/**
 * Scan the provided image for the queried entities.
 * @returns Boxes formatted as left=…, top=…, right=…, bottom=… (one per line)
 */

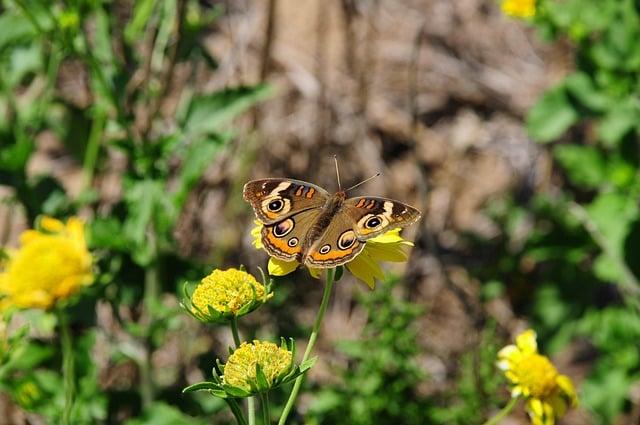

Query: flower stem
left=58, top=308, right=75, bottom=425
left=260, top=392, right=270, bottom=425
left=141, top=259, right=160, bottom=408
left=248, top=398, right=256, bottom=425
left=226, top=398, right=249, bottom=425
left=278, top=268, right=336, bottom=425
left=230, top=316, right=255, bottom=425
left=482, top=397, right=519, bottom=425
left=231, top=315, right=242, bottom=347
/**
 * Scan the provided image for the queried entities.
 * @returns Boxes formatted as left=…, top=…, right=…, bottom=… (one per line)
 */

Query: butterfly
left=243, top=171, right=421, bottom=268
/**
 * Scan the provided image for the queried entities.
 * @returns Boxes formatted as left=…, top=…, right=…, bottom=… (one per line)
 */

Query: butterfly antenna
left=334, top=155, right=342, bottom=191
left=344, top=172, right=381, bottom=193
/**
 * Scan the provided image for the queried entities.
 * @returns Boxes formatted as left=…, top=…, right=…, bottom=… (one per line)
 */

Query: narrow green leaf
left=182, top=382, right=219, bottom=393
left=181, top=84, right=273, bottom=137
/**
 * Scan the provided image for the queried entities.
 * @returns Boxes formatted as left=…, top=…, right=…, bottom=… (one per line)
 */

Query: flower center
left=514, top=353, right=559, bottom=398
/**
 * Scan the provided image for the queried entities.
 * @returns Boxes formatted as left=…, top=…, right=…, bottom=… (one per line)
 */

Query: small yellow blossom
left=498, top=329, right=578, bottom=425
left=0, top=216, right=93, bottom=310
left=185, top=268, right=272, bottom=323
left=252, top=223, right=413, bottom=288
left=14, top=380, right=41, bottom=409
left=501, top=0, right=536, bottom=18
left=223, top=340, right=293, bottom=393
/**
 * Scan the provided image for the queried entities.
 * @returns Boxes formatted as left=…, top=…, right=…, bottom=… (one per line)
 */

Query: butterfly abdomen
left=299, top=192, right=346, bottom=262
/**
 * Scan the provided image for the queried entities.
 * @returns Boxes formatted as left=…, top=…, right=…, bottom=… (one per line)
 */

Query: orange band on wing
left=295, top=186, right=304, bottom=197
left=305, top=187, right=315, bottom=198
left=355, top=198, right=366, bottom=208
left=262, top=229, right=300, bottom=258
left=308, top=248, right=356, bottom=262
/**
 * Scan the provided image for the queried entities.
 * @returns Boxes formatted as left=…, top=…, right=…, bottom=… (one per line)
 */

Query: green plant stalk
left=83, top=110, right=107, bottom=190
left=230, top=316, right=256, bottom=425
left=58, top=308, right=75, bottom=425
left=260, top=391, right=270, bottom=425
left=226, top=399, right=249, bottom=425
left=482, top=397, right=518, bottom=425
left=248, top=399, right=256, bottom=425
left=231, top=316, right=242, bottom=347
left=278, top=268, right=336, bottom=425
left=141, top=232, right=160, bottom=408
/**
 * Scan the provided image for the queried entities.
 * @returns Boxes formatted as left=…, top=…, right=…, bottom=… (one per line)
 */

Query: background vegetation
left=0, top=0, right=638, bottom=424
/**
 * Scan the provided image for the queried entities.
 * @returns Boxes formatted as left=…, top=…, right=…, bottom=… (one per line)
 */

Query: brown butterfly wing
left=304, top=213, right=365, bottom=268
left=305, top=197, right=420, bottom=268
left=342, top=196, right=421, bottom=240
left=243, top=178, right=329, bottom=225
left=261, top=208, right=322, bottom=262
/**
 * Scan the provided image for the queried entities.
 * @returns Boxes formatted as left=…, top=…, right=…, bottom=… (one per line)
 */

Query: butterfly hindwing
left=304, top=213, right=365, bottom=268
left=261, top=208, right=321, bottom=262
left=243, top=178, right=329, bottom=225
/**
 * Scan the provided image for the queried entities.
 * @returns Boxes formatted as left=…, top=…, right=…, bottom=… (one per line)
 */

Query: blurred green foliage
left=479, top=1, right=640, bottom=423
left=1, top=0, right=639, bottom=423
left=0, top=0, right=269, bottom=422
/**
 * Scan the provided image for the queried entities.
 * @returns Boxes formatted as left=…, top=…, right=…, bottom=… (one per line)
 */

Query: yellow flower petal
left=556, top=374, right=578, bottom=407
left=190, top=268, right=271, bottom=318
left=501, top=0, right=536, bottom=18
left=516, top=329, right=538, bottom=354
left=0, top=216, right=93, bottom=310
left=268, top=258, right=298, bottom=276
left=251, top=221, right=264, bottom=249
left=223, top=340, right=292, bottom=393
left=39, top=216, right=65, bottom=233
left=497, top=329, right=578, bottom=424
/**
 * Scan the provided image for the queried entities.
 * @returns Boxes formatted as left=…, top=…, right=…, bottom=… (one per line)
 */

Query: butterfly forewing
left=342, top=196, right=421, bottom=240
left=243, top=178, right=329, bottom=225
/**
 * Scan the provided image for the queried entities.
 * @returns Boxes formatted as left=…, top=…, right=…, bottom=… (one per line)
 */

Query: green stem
left=278, top=268, right=336, bottom=425
left=230, top=315, right=255, bottom=425
left=58, top=309, right=75, bottom=425
left=82, top=109, right=107, bottom=190
left=141, top=258, right=160, bottom=408
left=231, top=316, right=242, bottom=348
left=260, top=392, right=270, bottom=425
left=248, top=398, right=256, bottom=425
left=226, top=398, right=249, bottom=425
left=482, top=397, right=519, bottom=425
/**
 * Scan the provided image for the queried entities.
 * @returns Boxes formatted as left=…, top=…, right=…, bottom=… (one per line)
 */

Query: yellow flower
left=0, top=216, right=93, bottom=310
left=183, top=338, right=315, bottom=398
left=501, top=0, right=536, bottom=18
left=14, top=380, right=42, bottom=409
left=252, top=223, right=413, bottom=289
left=497, top=329, right=578, bottom=425
left=184, top=268, right=272, bottom=323
left=223, top=340, right=293, bottom=393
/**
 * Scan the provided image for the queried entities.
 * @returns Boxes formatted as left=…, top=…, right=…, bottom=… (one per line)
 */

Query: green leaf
left=586, top=191, right=638, bottom=282
left=181, top=84, right=273, bottom=137
left=182, top=382, right=219, bottom=393
left=564, top=72, right=612, bottom=112
left=553, top=144, right=607, bottom=188
left=255, top=364, right=269, bottom=392
left=123, top=179, right=176, bottom=265
left=124, top=0, right=157, bottom=44
left=598, top=102, right=638, bottom=146
left=222, top=384, right=251, bottom=398
left=89, top=217, right=128, bottom=251
left=526, top=86, right=579, bottom=143
left=0, top=13, right=37, bottom=50
left=171, top=134, right=229, bottom=210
